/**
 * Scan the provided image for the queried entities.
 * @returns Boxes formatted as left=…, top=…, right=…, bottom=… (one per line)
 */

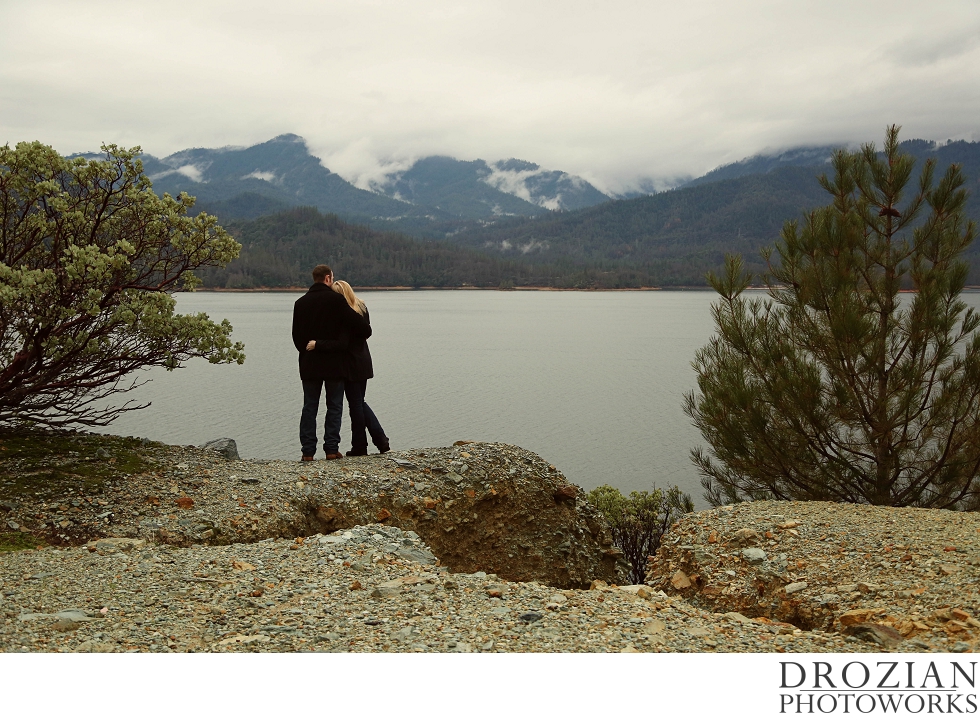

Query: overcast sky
left=2, top=0, right=978, bottom=193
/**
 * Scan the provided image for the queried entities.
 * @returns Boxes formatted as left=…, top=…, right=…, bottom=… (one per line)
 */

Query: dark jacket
left=346, top=308, right=374, bottom=381
left=291, top=283, right=372, bottom=380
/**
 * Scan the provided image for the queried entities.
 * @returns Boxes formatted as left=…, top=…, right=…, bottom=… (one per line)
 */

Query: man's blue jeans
left=300, top=379, right=345, bottom=456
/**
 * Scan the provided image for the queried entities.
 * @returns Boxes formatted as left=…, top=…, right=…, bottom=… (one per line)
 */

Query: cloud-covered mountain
left=372, top=155, right=612, bottom=216
left=76, top=135, right=614, bottom=224
left=133, top=134, right=418, bottom=221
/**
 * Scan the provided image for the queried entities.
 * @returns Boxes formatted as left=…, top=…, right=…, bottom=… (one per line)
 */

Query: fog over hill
left=75, top=134, right=611, bottom=225
left=373, top=156, right=611, bottom=216
left=73, top=134, right=980, bottom=287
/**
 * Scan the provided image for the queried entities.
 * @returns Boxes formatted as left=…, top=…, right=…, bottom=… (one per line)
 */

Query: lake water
left=104, top=290, right=722, bottom=503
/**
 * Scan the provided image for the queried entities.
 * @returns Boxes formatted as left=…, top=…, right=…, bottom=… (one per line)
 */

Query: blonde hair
left=332, top=280, right=367, bottom=315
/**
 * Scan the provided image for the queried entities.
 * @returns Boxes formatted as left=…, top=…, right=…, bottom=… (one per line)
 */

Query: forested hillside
left=446, top=139, right=980, bottom=284
left=195, top=139, right=980, bottom=288
left=198, top=208, right=548, bottom=288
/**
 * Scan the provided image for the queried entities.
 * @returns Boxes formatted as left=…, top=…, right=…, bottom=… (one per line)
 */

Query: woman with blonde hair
left=332, top=280, right=390, bottom=455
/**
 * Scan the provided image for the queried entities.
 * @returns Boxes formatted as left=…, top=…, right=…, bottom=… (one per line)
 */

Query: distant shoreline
left=186, top=285, right=980, bottom=293
left=188, top=286, right=687, bottom=293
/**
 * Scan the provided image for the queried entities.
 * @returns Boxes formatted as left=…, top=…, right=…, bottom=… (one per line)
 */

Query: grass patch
left=0, top=531, right=45, bottom=552
left=0, top=428, right=164, bottom=498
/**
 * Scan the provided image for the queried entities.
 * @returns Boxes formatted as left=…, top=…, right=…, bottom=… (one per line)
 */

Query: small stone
left=519, top=612, right=543, bottom=623
left=848, top=623, right=904, bottom=647
left=553, top=485, right=577, bottom=502
left=370, top=588, right=398, bottom=599
left=51, top=619, right=81, bottom=632
left=951, top=642, right=971, bottom=653
left=349, top=580, right=363, bottom=591
left=741, top=548, right=767, bottom=564
left=396, top=548, right=436, bottom=565
left=218, top=634, right=270, bottom=646
left=642, top=619, right=666, bottom=635
left=687, top=627, right=712, bottom=637
left=785, top=582, right=808, bottom=595
left=725, top=612, right=752, bottom=624
left=732, top=528, right=762, bottom=545
left=670, top=570, right=692, bottom=589
left=838, top=608, right=881, bottom=627
left=73, top=639, right=115, bottom=653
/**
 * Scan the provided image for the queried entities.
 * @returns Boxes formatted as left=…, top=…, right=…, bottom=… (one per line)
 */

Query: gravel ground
left=647, top=500, right=980, bottom=653
left=2, top=523, right=891, bottom=653
left=2, top=435, right=977, bottom=653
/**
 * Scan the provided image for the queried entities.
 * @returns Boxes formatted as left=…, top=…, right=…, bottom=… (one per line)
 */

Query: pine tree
left=685, top=126, right=980, bottom=510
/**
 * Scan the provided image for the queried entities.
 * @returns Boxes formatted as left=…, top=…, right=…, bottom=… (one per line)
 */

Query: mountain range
left=76, top=133, right=980, bottom=287
left=87, top=134, right=612, bottom=226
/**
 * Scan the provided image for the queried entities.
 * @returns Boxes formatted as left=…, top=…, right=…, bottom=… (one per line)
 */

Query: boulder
left=203, top=438, right=239, bottom=460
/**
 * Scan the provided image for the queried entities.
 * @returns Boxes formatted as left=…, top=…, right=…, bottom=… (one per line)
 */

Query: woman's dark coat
left=345, top=308, right=374, bottom=381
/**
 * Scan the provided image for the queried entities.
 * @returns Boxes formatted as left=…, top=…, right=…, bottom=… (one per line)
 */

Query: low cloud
left=242, top=170, right=276, bottom=182
left=175, top=164, right=204, bottom=183
left=2, top=1, right=978, bottom=191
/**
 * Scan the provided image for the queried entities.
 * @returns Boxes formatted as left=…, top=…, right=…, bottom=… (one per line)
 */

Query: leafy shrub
left=587, top=485, right=694, bottom=584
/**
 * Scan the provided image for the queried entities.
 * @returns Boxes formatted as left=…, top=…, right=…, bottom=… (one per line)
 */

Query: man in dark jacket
left=291, top=264, right=372, bottom=460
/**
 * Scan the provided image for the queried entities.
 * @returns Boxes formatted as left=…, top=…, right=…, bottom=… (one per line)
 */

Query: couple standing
left=291, top=264, right=389, bottom=461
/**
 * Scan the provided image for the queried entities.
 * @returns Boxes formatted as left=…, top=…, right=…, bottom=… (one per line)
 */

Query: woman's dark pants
left=345, top=379, right=387, bottom=453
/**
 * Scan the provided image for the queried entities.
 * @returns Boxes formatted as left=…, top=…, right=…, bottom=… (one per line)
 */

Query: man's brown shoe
left=301, top=455, right=314, bottom=462
left=325, top=452, right=344, bottom=460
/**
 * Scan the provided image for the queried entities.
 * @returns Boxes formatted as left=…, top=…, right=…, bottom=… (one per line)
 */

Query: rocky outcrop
left=646, top=500, right=980, bottom=650
left=287, top=443, right=628, bottom=588
left=0, top=436, right=626, bottom=588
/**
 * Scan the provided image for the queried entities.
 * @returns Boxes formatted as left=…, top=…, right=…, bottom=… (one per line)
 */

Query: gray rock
left=784, top=581, right=808, bottom=595
left=847, top=623, right=903, bottom=647
left=519, top=612, right=543, bottom=623
left=73, top=639, right=115, bottom=653
left=369, top=587, right=399, bottom=599
left=725, top=612, right=752, bottom=624
left=951, top=641, right=971, bottom=653
left=396, top=548, right=437, bottom=565
left=741, top=547, right=767, bottom=564
left=203, top=438, right=239, bottom=460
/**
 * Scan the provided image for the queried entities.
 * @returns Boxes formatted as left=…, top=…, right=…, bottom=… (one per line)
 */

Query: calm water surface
left=105, top=290, right=721, bottom=502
